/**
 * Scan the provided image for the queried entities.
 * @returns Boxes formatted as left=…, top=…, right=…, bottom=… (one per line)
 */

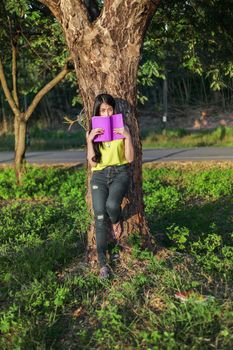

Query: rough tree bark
left=38, top=0, right=161, bottom=261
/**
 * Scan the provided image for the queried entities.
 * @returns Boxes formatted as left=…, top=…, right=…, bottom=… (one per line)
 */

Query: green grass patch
left=0, top=127, right=86, bottom=151
left=0, top=164, right=233, bottom=349
left=142, top=125, right=233, bottom=148
left=1, top=125, right=233, bottom=151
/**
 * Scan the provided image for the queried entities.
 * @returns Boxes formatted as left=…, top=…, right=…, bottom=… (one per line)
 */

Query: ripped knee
left=94, top=212, right=108, bottom=222
left=97, top=214, right=104, bottom=220
left=92, top=185, right=99, bottom=190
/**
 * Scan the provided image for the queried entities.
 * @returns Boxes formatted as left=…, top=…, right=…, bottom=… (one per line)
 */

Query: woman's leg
left=106, top=171, right=130, bottom=224
left=91, top=174, right=109, bottom=268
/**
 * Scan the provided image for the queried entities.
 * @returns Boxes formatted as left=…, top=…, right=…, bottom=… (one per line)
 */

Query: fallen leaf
left=72, top=307, right=83, bottom=317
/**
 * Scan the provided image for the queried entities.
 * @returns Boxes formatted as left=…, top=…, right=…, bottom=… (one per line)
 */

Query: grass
left=1, top=125, right=233, bottom=151
left=0, top=163, right=233, bottom=349
left=142, top=125, right=233, bottom=148
left=0, top=127, right=86, bottom=152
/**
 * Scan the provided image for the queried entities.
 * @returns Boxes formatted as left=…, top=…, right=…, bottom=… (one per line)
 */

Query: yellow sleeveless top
left=92, top=139, right=128, bottom=171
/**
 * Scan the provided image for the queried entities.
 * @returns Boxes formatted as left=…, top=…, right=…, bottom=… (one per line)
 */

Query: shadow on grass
left=0, top=201, right=88, bottom=290
left=149, top=195, right=233, bottom=246
left=0, top=232, right=87, bottom=294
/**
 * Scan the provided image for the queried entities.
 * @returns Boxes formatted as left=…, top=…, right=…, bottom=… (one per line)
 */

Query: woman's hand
left=115, top=125, right=134, bottom=163
left=113, top=125, right=131, bottom=138
left=86, top=128, right=103, bottom=142
left=114, top=125, right=134, bottom=162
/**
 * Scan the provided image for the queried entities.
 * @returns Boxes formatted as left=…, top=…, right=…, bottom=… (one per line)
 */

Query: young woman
left=86, top=93, right=134, bottom=278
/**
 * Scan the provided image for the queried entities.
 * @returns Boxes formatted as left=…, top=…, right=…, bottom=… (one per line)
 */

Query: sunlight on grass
left=142, top=126, right=233, bottom=148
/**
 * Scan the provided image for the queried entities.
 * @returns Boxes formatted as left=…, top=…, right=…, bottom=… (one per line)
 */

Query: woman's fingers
left=114, top=127, right=129, bottom=137
left=87, top=128, right=104, bottom=141
left=113, top=127, right=124, bottom=134
left=93, top=128, right=103, bottom=135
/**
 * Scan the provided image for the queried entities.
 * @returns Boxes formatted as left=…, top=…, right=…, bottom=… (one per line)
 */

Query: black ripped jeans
left=90, top=164, right=130, bottom=267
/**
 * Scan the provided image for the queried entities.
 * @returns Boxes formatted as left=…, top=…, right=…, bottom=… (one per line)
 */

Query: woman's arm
left=124, top=132, right=134, bottom=163
left=114, top=126, right=134, bottom=163
left=86, top=129, right=103, bottom=167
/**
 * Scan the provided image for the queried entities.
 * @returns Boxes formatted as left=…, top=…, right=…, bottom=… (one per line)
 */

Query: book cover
left=91, top=113, right=125, bottom=142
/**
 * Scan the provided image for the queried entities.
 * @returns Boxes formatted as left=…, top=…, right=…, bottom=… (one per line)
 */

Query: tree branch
left=37, top=0, right=100, bottom=49
left=60, top=0, right=91, bottom=28
left=0, top=57, right=20, bottom=116
left=38, top=0, right=62, bottom=22
left=24, top=57, right=73, bottom=121
left=7, top=10, right=20, bottom=108
left=12, top=44, right=19, bottom=108
left=100, top=0, right=160, bottom=27
left=98, top=0, right=160, bottom=42
left=19, top=23, right=53, bottom=71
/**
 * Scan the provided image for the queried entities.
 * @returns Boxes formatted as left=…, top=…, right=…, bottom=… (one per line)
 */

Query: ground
left=138, top=105, right=233, bottom=131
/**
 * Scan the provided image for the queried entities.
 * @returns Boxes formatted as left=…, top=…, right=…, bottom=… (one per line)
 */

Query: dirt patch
left=138, top=106, right=233, bottom=131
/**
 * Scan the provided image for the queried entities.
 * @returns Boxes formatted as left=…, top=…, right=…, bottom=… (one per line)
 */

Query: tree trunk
left=78, top=54, right=152, bottom=263
left=60, top=2, right=158, bottom=263
left=38, top=0, right=160, bottom=264
left=0, top=97, right=8, bottom=135
left=2, top=113, right=8, bottom=134
left=14, top=115, right=27, bottom=185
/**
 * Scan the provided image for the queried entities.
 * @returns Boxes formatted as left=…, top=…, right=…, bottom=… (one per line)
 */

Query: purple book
left=92, top=113, right=125, bottom=142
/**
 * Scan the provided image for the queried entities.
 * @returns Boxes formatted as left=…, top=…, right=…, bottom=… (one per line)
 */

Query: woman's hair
left=93, top=93, right=116, bottom=116
left=90, top=93, right=116, bottom=163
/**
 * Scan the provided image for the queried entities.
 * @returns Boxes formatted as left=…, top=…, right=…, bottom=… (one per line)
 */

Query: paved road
left=1, top=147, right=233, bottom=165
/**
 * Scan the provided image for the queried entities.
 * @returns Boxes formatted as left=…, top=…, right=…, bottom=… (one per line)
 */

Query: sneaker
left=99, top=266, right=110, bottom=279
left=110, top=252, right=120, bottom=263
left=112, top=220, right=123, bottom=240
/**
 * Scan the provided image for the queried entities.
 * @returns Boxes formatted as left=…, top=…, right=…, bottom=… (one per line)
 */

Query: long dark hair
left=89, top=93, right=116, bottom=163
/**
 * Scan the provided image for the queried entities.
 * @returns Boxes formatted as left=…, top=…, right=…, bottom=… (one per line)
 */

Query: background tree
left=138, top=0, right=233, bottom=111
left=0, top=0, right=72, bottom=183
